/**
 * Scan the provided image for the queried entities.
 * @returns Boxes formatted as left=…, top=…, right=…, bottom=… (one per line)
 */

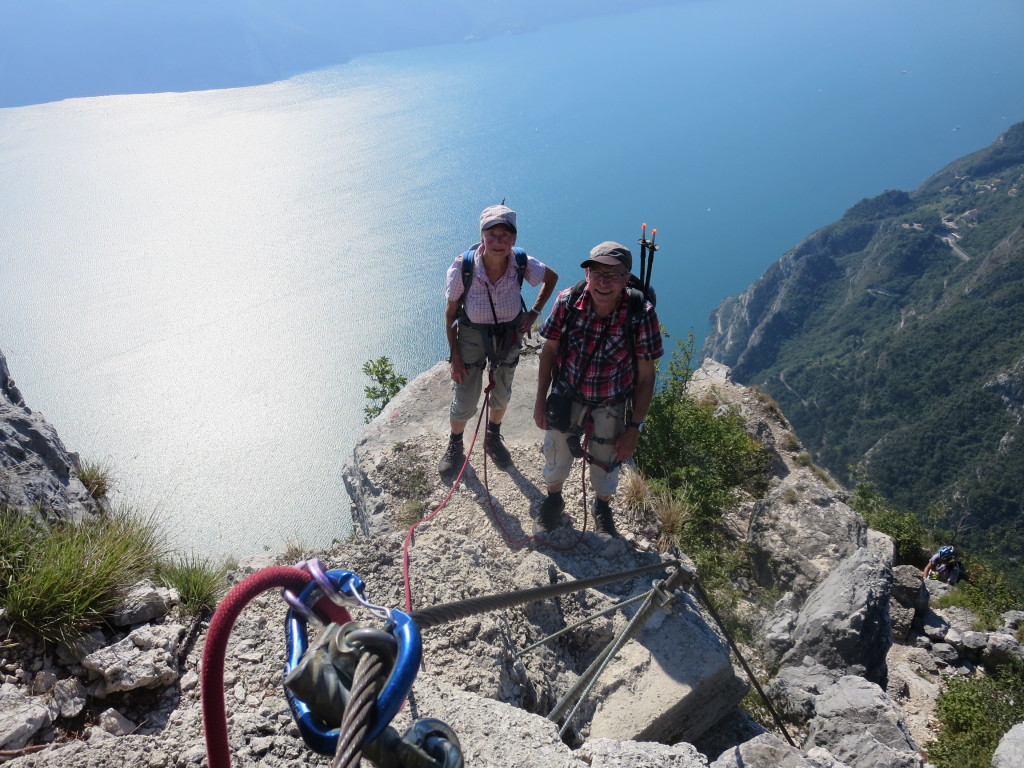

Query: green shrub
left=634, top=336, right=772, bottom=639
left=849, top=478, right=926, bottom=566
left=636, top=336, right=770, bottom=514
left=158, top=553, right=227, bottom=618
left=933, top=560, right=1024, bottom=630
left=0, top=506, right=164, bottom=646
left=928, top=656, right=1024, bottom=768
left=363, top=356, right=407, bottom=423
left=76, top=459, right=113, bottom=500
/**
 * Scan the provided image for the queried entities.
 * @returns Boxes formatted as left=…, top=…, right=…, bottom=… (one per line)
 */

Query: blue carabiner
left=283, top=569, right=422, bottom=756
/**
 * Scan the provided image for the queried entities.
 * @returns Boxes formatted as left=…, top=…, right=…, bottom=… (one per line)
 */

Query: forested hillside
left=703, top=122, right=1024, bottom=581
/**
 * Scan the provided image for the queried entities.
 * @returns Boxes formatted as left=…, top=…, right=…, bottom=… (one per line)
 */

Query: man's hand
left=450, top=354, right=467, bottom=383
left=534, top=395, right=548, bottom=430
left=614, top=427, right=641, bottom=462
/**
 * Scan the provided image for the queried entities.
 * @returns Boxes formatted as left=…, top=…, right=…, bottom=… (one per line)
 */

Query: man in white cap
left=440, top=204, right=558, bottom=473
left=533, top=241, right=663, bottom=535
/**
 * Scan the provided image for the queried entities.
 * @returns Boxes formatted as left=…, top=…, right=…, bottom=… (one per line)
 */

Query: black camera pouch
left=545, top=391, right=573, bottom=433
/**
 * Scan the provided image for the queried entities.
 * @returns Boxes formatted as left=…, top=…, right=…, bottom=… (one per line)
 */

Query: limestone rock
left=804, top=676, right=922, bottom=768
left=81, top=624, right=184, bottom=695
left=0, top=349, right=98, bottom=522
left=0, top=690, right=51, bottom=750
left=111, top=580, right=177, bottom=627
left=982, top=633, right=1024, bottom=669
left=747, top=482, right=866, bottom=600
left=590, top=594, right=748, bottom=744
left=780, top=549, right=893, bottom=686
left=992, top=721, right=1024, bottom=768
left=711, top=732, right=843, bottom=768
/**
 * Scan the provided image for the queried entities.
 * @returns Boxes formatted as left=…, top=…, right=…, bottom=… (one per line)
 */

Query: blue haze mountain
left=0, top=0, right=683, bottom=108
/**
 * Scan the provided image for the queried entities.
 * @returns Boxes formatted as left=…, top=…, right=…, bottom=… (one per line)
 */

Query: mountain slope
left=703, top=122, right=1024, bottom=577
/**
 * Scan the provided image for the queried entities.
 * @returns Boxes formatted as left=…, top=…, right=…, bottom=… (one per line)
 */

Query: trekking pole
left=638, top=222, right=649, bottom=286
left=637, top=223, right=659, bottom=297
left=644, top=228, right=658, bottom=296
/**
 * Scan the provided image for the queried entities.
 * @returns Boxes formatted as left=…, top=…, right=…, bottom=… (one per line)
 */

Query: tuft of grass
left=158, top=554, right=228, bottom=618
left=780, top=432, right=801, bottom=453
left=396, top=500, right=428, bottom=528
left=617, top=464, right=650, bottom=515
left=1, top=505, right=164, bottom=646
left=649, top=490, right=689, bottom=554
left=76, top=459, right=113, bottom=501
left=281, top=538, right=310, bottom=564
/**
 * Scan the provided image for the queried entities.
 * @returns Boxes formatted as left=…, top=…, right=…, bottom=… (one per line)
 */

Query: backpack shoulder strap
left=511, top=247, right=528, bottom=288
left=460, top=246, right=477, bottom=293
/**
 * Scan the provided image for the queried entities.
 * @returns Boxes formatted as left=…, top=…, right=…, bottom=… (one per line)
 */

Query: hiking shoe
left=534, top=494, right=565, bottom=534
left=485, top=431, right=513, bottom=469
left=593, top=499, right=619, bottom=538
left=437, top=439, right=465, bottom=474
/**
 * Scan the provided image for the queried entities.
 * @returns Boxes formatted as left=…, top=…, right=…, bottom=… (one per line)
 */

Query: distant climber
left=440, top=204, right=558, bottom=474
left=923, top=545, right=964, bottom=584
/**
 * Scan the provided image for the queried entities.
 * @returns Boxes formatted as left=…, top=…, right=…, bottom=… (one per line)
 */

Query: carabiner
left=283, top=569, right=422, bottom=756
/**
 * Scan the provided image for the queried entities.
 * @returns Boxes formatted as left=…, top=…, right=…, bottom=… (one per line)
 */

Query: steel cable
left=333, top=650, right=386, bottom=768
left=410, top=559, right=681, bottom=630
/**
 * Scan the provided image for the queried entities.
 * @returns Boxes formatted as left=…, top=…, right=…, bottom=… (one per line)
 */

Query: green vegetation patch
left=362, top=356, right=407, bottom=423
left=928, top=656, right=1024, bottom=768
left=636, top=336, right=772, bottom=638
left=0, top=505, right=164, bottom=646
left=158, top=553, right=228, bottom=618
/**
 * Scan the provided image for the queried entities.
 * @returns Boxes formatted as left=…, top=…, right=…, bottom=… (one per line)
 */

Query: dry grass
left=649, top=490, right=690, bottom=554
left=618, top=464, right=650, bottom=515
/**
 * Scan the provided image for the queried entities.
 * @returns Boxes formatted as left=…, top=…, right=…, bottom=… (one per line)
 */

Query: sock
left=548, top=491, right=562, bottom=500
left=449, top=432, right=464, bottom=444
left=487, top=422, right=501, bottom=434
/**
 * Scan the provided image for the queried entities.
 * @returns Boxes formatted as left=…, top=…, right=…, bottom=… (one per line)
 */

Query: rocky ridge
left=2, top=348, right=1024, bottom=767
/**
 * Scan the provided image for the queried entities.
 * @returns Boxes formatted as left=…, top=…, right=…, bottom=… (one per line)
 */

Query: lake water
left=2, top=0, right=1022, bottom=560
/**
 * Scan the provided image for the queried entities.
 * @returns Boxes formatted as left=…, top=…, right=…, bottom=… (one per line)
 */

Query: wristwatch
left=627, top=420, right=644, bottom=431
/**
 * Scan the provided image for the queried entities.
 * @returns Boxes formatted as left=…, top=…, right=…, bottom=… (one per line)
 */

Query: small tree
left=362, top=357, right=407, bottom=423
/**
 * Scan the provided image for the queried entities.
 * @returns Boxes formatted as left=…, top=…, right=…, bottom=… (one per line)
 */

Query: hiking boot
left=593, top=499, right=618, bottom=537
left=437, top=438, right=465, bottom=474
left=534, top=494, right=565, bottom=534
left=485, top=431, right=513, bottom=469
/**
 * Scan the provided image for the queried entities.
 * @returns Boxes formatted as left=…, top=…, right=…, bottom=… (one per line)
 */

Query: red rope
left=402, top=369, right=588, bottom=613
left=201, top=566, right=352, bottom=768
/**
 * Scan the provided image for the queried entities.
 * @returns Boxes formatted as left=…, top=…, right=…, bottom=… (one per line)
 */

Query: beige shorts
left=449, top=324, right=521, bottom=422
left=542, top=399, right=626, bottom=498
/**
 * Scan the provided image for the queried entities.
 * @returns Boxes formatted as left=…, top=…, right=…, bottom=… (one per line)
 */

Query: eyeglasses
left=589, top=270, right=628, bottom=282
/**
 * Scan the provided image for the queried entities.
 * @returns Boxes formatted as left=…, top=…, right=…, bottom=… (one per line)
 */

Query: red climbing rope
left=402, top=368, right=589, bottom=613
left=201, top=566, right=352, bottom=768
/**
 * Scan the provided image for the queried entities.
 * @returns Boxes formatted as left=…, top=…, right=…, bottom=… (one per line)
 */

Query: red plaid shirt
left=540, top=285, right=663, bottom=403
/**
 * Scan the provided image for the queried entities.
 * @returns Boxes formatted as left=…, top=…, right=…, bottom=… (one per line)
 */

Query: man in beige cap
left=440, top=204, right=558, bottom=474
left=533, top=241, right=663, bottom=535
